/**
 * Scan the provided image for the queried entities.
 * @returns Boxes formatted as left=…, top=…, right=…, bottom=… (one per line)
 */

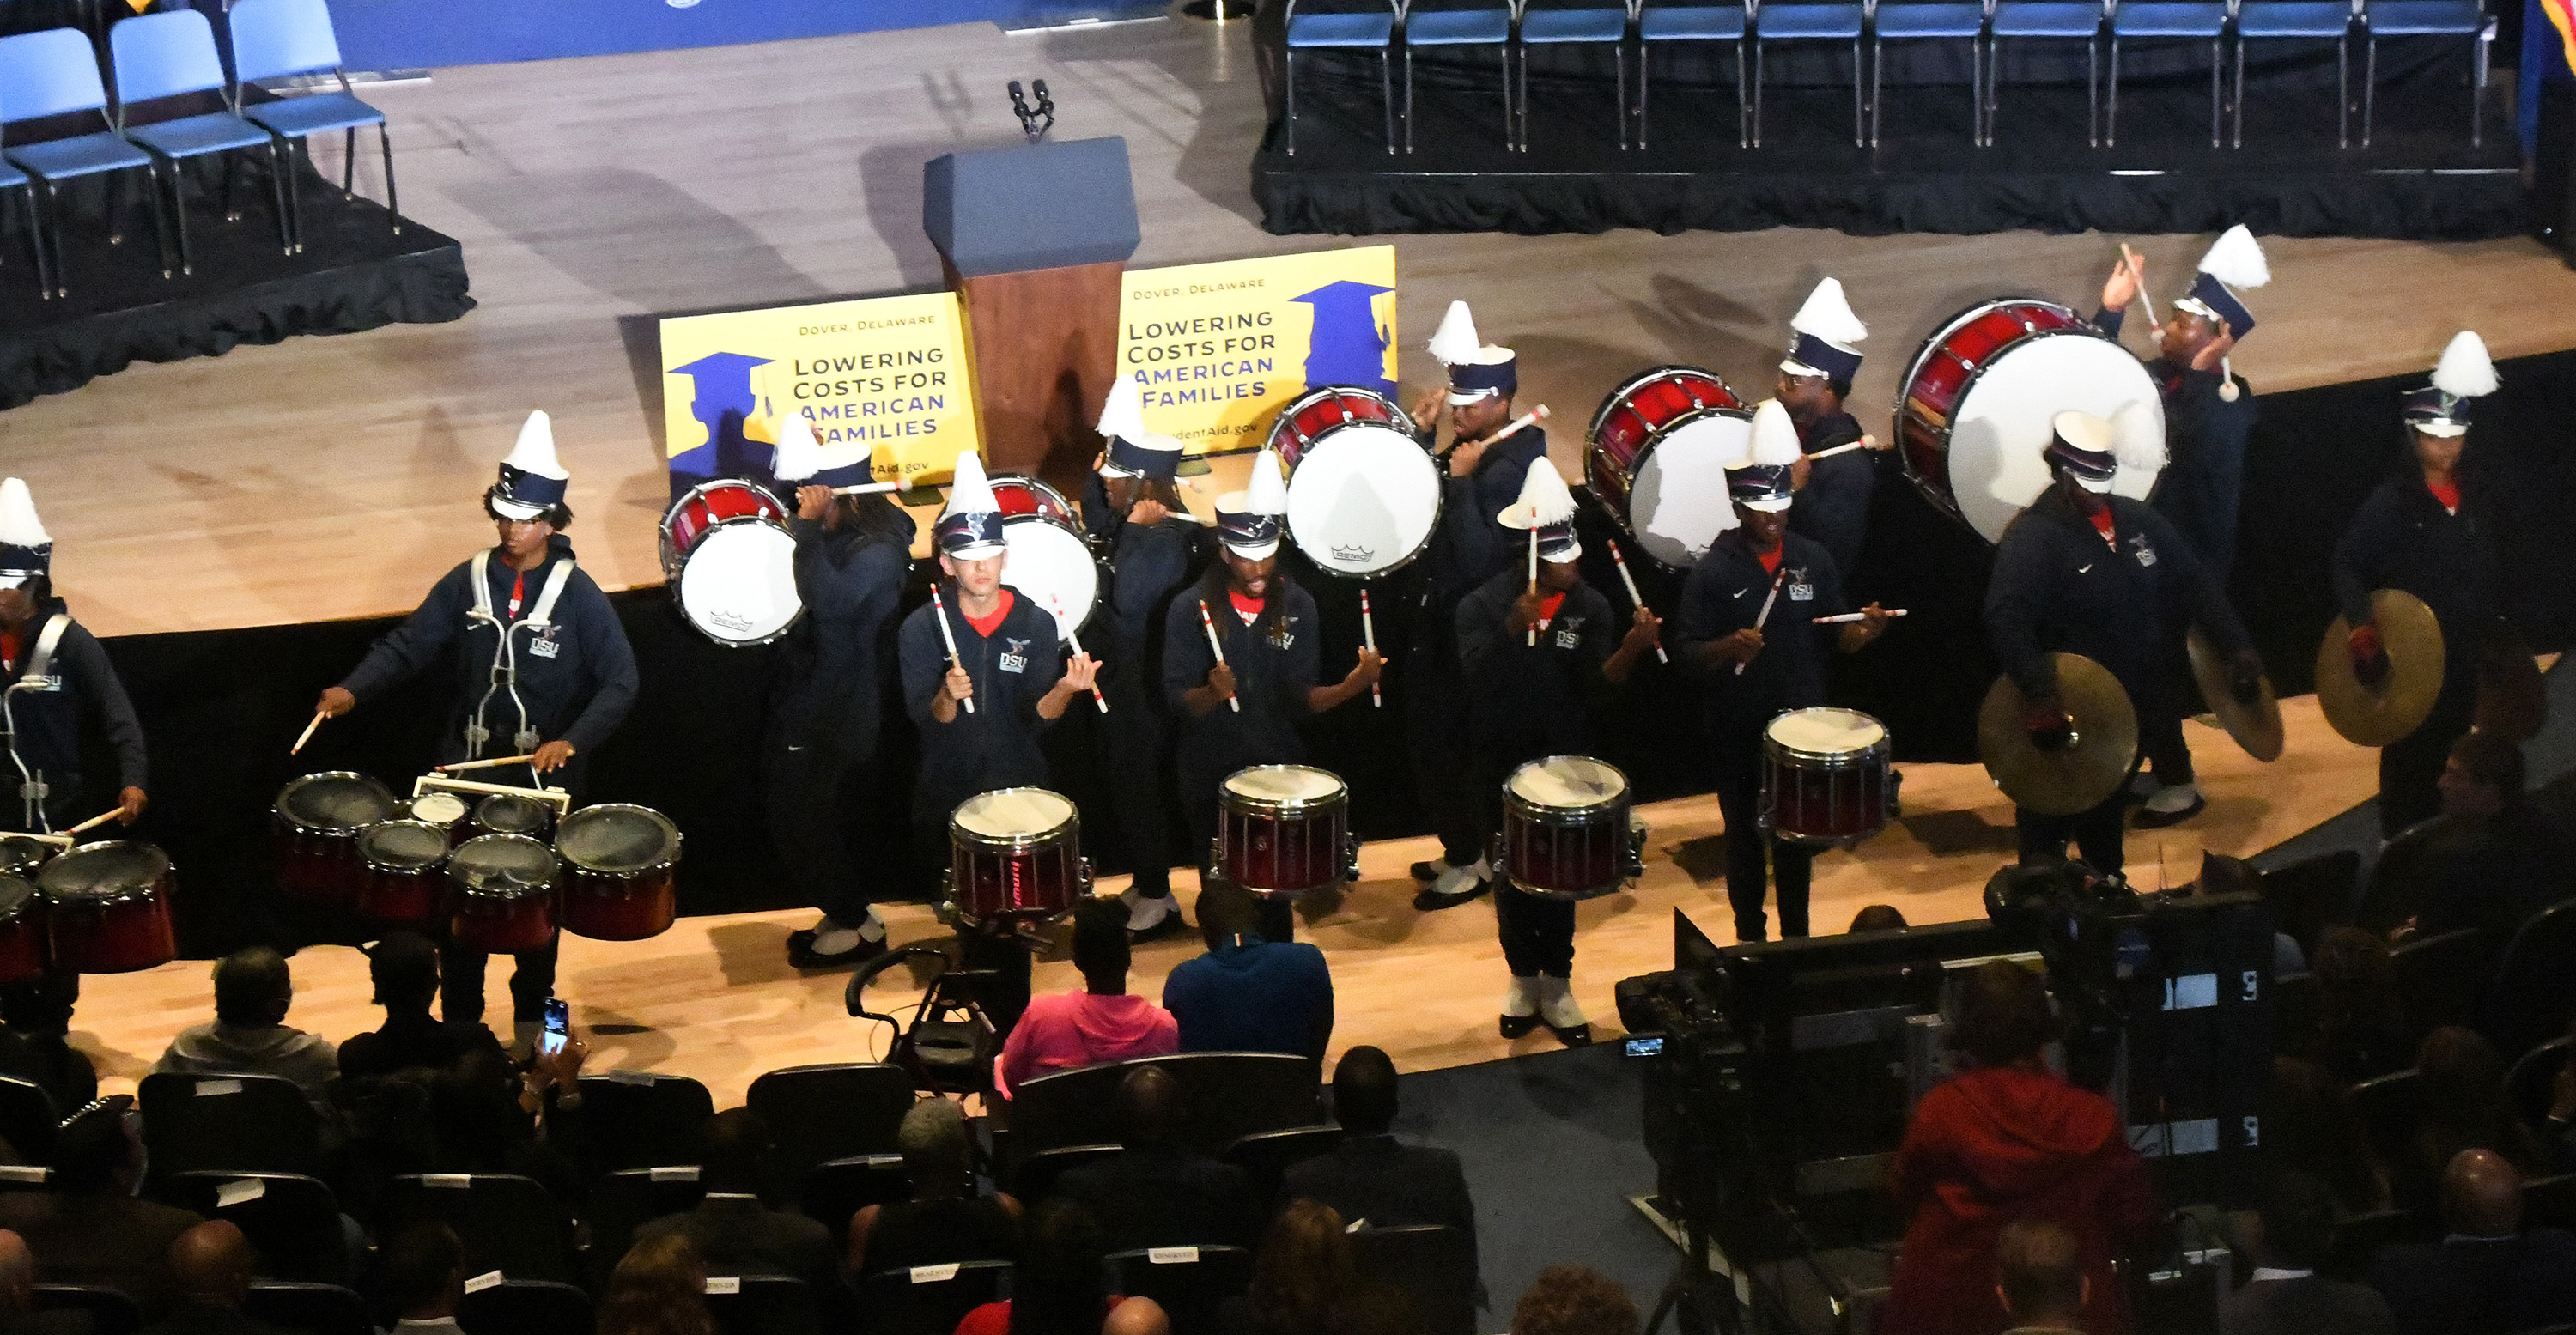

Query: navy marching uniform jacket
left=1984, top=488, right=2250, bottom=707
left=0, top=596, right=146, bottom=828
left=1160, top=580, right=1323, bottom=780
left=769, top=512, right=916, bottom=756
left=896, top=589, right=1066, bottom=822
left=1455, top=569, right=1619, bottom=758
left=2330, top=473, right=2502, bottom=670
left=1672, top=530, right=1850, bottom=734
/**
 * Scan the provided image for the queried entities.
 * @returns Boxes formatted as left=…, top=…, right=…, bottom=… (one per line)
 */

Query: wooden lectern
left=923, top=137, right=1141, bottom=496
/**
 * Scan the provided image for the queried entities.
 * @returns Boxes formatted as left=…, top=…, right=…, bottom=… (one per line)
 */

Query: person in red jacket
left=1882, top=961, right=2159, bottom=1335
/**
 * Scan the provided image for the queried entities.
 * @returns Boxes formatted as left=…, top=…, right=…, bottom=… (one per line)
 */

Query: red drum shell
left=1586, top=366, right=1746, bottom=543
left=659, top=479, right=788, bottom=579
left=273, top=772, right=398, bottom=907
left=1498, top=758, right=1632, bottom=901
left=1760, top=710, right=1893, bottom=846
left=561, top=869, right=675, bottom=942
left=556, top=804, right=682, bottom=942
left=447, top=834, right=559, bottom=955
left=355, top=821, right=452, bottom=928
left=1894, top=300, right=2088, bottom=519
left=988, top=476, right=1075, bottom=523
left=0, top=878, right=46, bottom=986
left=1265, top=385, right=1408, bottom=470
left=949, top=789, right=1083, bottom=925
left=1217, top=767, right=1350, bottom=896
left=39, top=842, right=176, bottom=974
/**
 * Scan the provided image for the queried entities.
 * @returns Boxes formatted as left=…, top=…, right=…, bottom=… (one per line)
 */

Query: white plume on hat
left=1745, top=399, right=1803, bottom=468
left=0, top=479, right=50, bottom=549
left=1245, top=447, right=1289, bottom=517
left=2432, top=331, right=2500, bottom=398
left=503, top=410, right=568, bottom=480
left=1787, top=278, right=1868, bottom=348
left=1428, top=300, right=1482, bottom=367
left=1499, top=458, right=1577, bottom=530
left=942, top=449, right=998, bottom=519
left=1096, top=376, right=1147, bottom=444
left=2195, top=225, right=2271, bottom=290
left=770, top=407, right=823, bottom=482
left=2108, top=402, right=2167, bottom=474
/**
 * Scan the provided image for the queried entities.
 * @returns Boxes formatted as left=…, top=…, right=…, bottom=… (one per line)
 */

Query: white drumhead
left=410, top=792, right=468, bottom=824
left=1945, top=334, right=2164, bottom=543
left=954, top=788, right=1074, bottom=839
left=1507, top=755, right=1626, bottom=809
left=1002, top=516, right=1100, bottom=638
left=677, top=521, right=802, bottom=645
left=1223, top=765, right=1345, bottom=804
left=1765, top=707, right=1887, bottom=754
left=1284, top=425, right=1442, bottom=577
left=1629, top=413, right=1746, bottom=567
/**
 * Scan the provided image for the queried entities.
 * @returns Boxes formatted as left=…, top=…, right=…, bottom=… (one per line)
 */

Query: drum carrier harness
left=2, top=614, right=73, bottom=832
left=463, top=549, right=578, bottom=760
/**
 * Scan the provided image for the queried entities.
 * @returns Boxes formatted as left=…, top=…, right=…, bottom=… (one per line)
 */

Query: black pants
left=2139, top=648, right=2198, bottom=788
left=761, top=731, right=881, bottom=924
left=1098, top=683, right=1173, bottom=899
left=1497, top=883, right=1576, bottom=977
left=1404, top=617, right=1484, bottom=868
left=2017, top=791, right=2128, bottom=874
left=1714, top=747, right=1811, bottom=942
left=3, top=787, right=88, bottom=1036
left=439, top=751, right=585, bottom=1029
left=2379, top=668, right=2478, bottom=838
left=1178, top=763, right=1295, bottom=944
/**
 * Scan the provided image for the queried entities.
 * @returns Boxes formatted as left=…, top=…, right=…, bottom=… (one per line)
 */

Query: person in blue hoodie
left=1161, top=878, right=1332, bottom=1065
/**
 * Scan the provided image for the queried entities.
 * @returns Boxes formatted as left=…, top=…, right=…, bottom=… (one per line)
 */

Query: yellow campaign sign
left=659, top=292, right=977, bottom=485
left=1116, top=245, right=1398, bottom=455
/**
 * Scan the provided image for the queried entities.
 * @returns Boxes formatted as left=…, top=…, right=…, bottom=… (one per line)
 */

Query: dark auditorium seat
left=2483, top=902, right=2576, bottom=1062
left=1012, top=1144, right=1121, bottom=1204
left=573, top=1071, right=715, bottom=1174
left=1107, top=1245, right=1253, bottom=1335
left=154, top=1170, right=351, bottom=1283
left=747, top=1063, right=916, bottom=1182
left=1010, top=1053, right=1322, bottom=1164
left=2389, top=928, right=2494, bottom=1032
left=705, top=1273, right=822, bottom=1335
left=2324, top=1207, right=2428, bottom=1281
left=243, top=1281, right=370, bottom=1335
left=2525, top=1173, right=2576, bottom=1232
left=1223, top=1125, right=1343, bottom=1208
left=378, top=1173, right=574, bottom=1284
left=1350, top=1224, right=1478, bottom=1335
left=455, top=1278, right=592, bottom=1335
left=2345, top=1069, right=2424, bottom=1168
left=32, top=1284, right=141, bottom=1335
left=2355, top=818, right=2446, bottom=935
left=857, top=1259, right=1011, bottom=1335
left=137, top=1071, right=320, bottom=1180
left=0, top=1076, right=56, bottom=1165
left=586, top=1166, right=709, bottom=1289
left=800, top=1154, right=913, bottom=1247
left=2258, top=847, right=2362, bottom=958
left=2273, top=973, right=2321, bottom=1058
left=2506, top=1036, right=2571, bottom=1131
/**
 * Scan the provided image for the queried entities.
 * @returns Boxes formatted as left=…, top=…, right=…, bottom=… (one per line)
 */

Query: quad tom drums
left=1217, top=765, right=1357, bottom=898
left=1894, top=299, right=2164, bottom=543
left=355, top=821, right=451, bottom=928
left=947, top=788, right=1089, bottom=926
left=1497, top=756, right=1642, bottom=901
left=1588, top=367, right=1750, bottom=570
left=273, top=773, right=399, bottom=906
left=991, top=476, right=1103, bottom=638
left=39, top=842, right=177, bottom=974
left=555, top=804, right=683, bottom=941
left=661, top=479, right=802, bottom=647
left=472, top=793, right=555, bottom=841
left=1266, top=385, right=1443, bottom=579
left=447, top=834, right=558, bottom=955
left=1760, top=707, right=1898, bottom=847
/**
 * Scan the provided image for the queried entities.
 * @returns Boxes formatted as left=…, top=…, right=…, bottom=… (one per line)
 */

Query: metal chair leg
left=2208, top=36, right=2221, bottom=145
left=2336, top=33, right=2348, bottom=147
left=1503, top=42, right=1518, bottom=151
left=2472, top=26, right=2488, bottom=146
left=1285, top=47, right=1298, bottom=155
left=42, top=180, right=66, bottom=298
left=1639, top=39, right=1654, bottom=147
left=2107, top=34, right=2121, bottom=145
left=1851, top=35, right=1865, bottom=146
left=1753, top=39, right=1765, bottom=146
left=1381, top=49, right=1396, bottom=153
left=2087, top=33, right=2099, bottom=144
left=341, top=125, right=355, bottom=196
left=2230, top=38, right=2244, bottom=146
left=1616, top=39, right=1630, bottom=149
left=1869, top=37, right=1884, bottom=147
left=1737, top=39, right=1752, bottom=146
left=1405, top=44, right=1417, bottom=152
left=2362, top=32, right=2376, bottom=145
left=265, top=141, right=292, bottom=255
left=162, top=160, right=191, bottom=277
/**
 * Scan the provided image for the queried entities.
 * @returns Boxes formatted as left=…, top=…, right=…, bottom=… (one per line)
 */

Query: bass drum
left=1587, top=367, right=1749, bottom=570
left=1894, top=299, right=2165, bottom=543
left=659, top=479, right=802, bottom=646
left=991, top=476, right=1103, bottom=638
left=1267, top=385, right=1443, bottom=579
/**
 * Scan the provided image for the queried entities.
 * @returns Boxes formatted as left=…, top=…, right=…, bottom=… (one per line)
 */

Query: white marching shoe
left=1499, top=974, right=1541, bottom=1040
left=1535, top=974, right=1592, bottom=1046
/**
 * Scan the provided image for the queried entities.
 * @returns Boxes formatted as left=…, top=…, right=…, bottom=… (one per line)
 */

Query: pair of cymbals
left=2314, top=590, right=2445, bottom=748
left=1978, top=653, right=2137, bottom=816
left=2187, top=630, right=2285, bottom=762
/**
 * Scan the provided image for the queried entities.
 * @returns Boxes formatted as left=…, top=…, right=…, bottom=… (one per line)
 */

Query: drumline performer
left=1456, top=458, right=1660, bottom=1044
left=2332, top=331, right=2505, bottom=837
left=767, top=408, right=918, bottom=970
left=1984, top=410, right=2261, bottom=875
left=316, top=412, right=638, bottom=1052
left=1776, top=278, right=1892, bottom=580
left=1084, top=380, right=1205, bottom=942
left=1160, top=449, right=1382, bottom=944
left=1406, top=300, right=1551, bottom=910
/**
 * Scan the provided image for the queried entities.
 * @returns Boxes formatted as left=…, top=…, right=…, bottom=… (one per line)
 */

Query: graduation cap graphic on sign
left=667, top=351, right=775, bottom=493
left=1291, top=280, right=1394, bottom=398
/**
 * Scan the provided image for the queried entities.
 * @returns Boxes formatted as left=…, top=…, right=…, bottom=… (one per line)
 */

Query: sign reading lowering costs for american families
left=1115, top=245, right=1399, bottom=456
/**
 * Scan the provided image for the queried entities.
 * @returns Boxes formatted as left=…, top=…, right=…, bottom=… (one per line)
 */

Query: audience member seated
left=1880, top=962, right=2156, bottom=1335
left=847, top=1100, right=1018, bottom=1278
left=138, top=1222, right=288, bottom=1335
left=2402, top=733, right=2569, bottom=945
left=2372, top=1148, right=2576, bottom=1335
left=0, top=986, right=94, bottom=1120
left=2222, top=1171, right=2396, bottom=1335
left=598, top=1233, right=714, bottom=1335
left=1510, top=1266, right=1635, bottom=1335
left=424, top=1039, right=588, bottom=1205
left=1281, top=1048, right=1475, bottom=1259
left=953, top=1199, right=1167, bottom=1335
left=377, top=1223, right=466, bottom=1335
left=153, top=949, right=337, bottom=1111
left=998, top=900, right=1180, bottom=1097
left=2262, top=1057, right=2391, bottom=1215
left=1057, top=1068, right=1256, bottom=1252
left=1847, top=905, right=1909, bottom=933
left=337, top=935, right=506, bottom=1086
left=1219, top=1200, right=1361, bottom=1335
left=0, top=1098, right=201, bottom=1314
left=2391, top=1027, right=2543, bottom=1215
left=634, top=1108, right=833, bottom=1289
left=1990, top=1219, right=2085, bottom=1335
left=1161, top=883, right=1333, bottom=1064
left=2293, top=927, right=2415, bottom=1084
left=0, top=1229, right=89, bottom=1335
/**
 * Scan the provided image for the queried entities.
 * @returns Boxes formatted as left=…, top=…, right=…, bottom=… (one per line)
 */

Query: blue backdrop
left=334, top=0, right=1072, bottom=70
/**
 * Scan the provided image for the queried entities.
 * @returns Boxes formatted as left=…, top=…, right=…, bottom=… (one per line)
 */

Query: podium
left=924, top=137, right=1141, bottom=494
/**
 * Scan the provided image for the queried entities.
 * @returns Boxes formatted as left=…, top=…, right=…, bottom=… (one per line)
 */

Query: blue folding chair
left=1284, top=0, right=1401, bottom=154
left=0, top=27, right=169, bottom=293
left=0, top=153, right=46, bottom=300
left=2358, top=0, right=2488, bottom=145
left=1637, top=0, right=1751, bottom=147
left=1516, top=0, right=1637, bottom=149
left=2105, top=0, right=2229, bottom=145
left=227, top=0, right=397, bottom=243
left=112, top=9, right=294, bottom=275
left=1984, top=0, right=2106, bottom=144
left=2230, top=0, right=2354, bottom=146
left=1869, top=0, right=1986, bottom=144
left=1750, top=0, right=1869, bottom=146
left=1405, top=0, right=1516, bottom=152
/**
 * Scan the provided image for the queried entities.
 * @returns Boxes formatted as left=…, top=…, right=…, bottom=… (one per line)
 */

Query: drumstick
left=2119, top=243, right=2160, bottom=326
left=435, top=754, right=538, bottom=773
left=829, top=481, right=907, bottom=496
left=289, top=710, right=325, bottom=756
left=64, top=807, right=124, bottom=836
left=1811, top=609, right=1909, bottom=624
left=1526, top=531, right=1540, bottom=647
left=1458, top=404, right=1552, bottom=457
left=1358, top=588, right=1381, bottom=708
left=1735, top=567, right=1788, bottom=677
left=1605, top=539, right=1668, bottom=664
left=1060, top=622, right=1108, bottom=714
left=1805, top=440, right=1874, bottom=461
left=929, top=586, right=975, bottom=715
left=1196, top=598, right=1241, bottom=713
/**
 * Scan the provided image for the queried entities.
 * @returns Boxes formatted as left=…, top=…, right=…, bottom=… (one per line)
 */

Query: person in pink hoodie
left=998, top=898, right=1181, bottom=1097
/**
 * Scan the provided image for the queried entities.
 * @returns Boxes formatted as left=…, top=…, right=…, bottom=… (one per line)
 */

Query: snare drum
left=948, top=788, right=1088, bottom=925
left=659, top=478, right=802, bottom=647
left=1760, top=707, right=1896, bottom=846
left=1265, top=385, right=1443, bottom=578
left=273, top=772, right=399, bottom=906
left=355, top=821, right=452, bottom=927
left=472, top=793, right=555, bottom=840
left=555, top=804, right=683, bottom=941
left=39, top=842, right=176, bottom=974
left=1217, top=766, right=1353, bottom=897
left=446, top=834, right=558, bottom=955
left=992, top=476, right=1103, bottom=638
left=0, top=878, right=46, bottom=985
left=1498, top=756, right=1637, bottom=901
left=407, top=792, right=471, bottom=840
left=1588, top=367, right=1750, bottom=570
left=1894, top=299, right=2165, bottom=543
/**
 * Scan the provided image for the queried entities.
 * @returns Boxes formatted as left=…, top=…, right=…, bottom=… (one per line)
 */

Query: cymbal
left=2476, top=625, right=2547, bottom=741
left=1978, top=653, right=2139, bottom=816
left=2188, top=630, right=2283, bottom=762
left=2314, top=589, right=2445, bottom=748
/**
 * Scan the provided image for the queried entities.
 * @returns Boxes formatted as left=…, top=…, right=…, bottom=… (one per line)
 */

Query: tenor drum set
left=0, top=834, right=182, bottom=983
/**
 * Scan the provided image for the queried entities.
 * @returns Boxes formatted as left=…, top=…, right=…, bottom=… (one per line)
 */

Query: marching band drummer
left=2331, top=332, right=2505, bottom=838
left=1456, top=459, right=1660, bottom=1045
left=316, top=413, right=638, bottom=1054
left=1406, top=301, right=1550, bottom=910
left=1084, top=380, right=1206, bottom=943
left=1160, top=450, right=1382, bottom=944
left=767, top=409, right=917, bottom=971
left=1776, top=278, right=1892, bottom=580
left=1673, top=404, right=1889, bottom=944
left=1985, top=410, right=2260, bottom=877
left=897, top=451, right=1097, bottom=1028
